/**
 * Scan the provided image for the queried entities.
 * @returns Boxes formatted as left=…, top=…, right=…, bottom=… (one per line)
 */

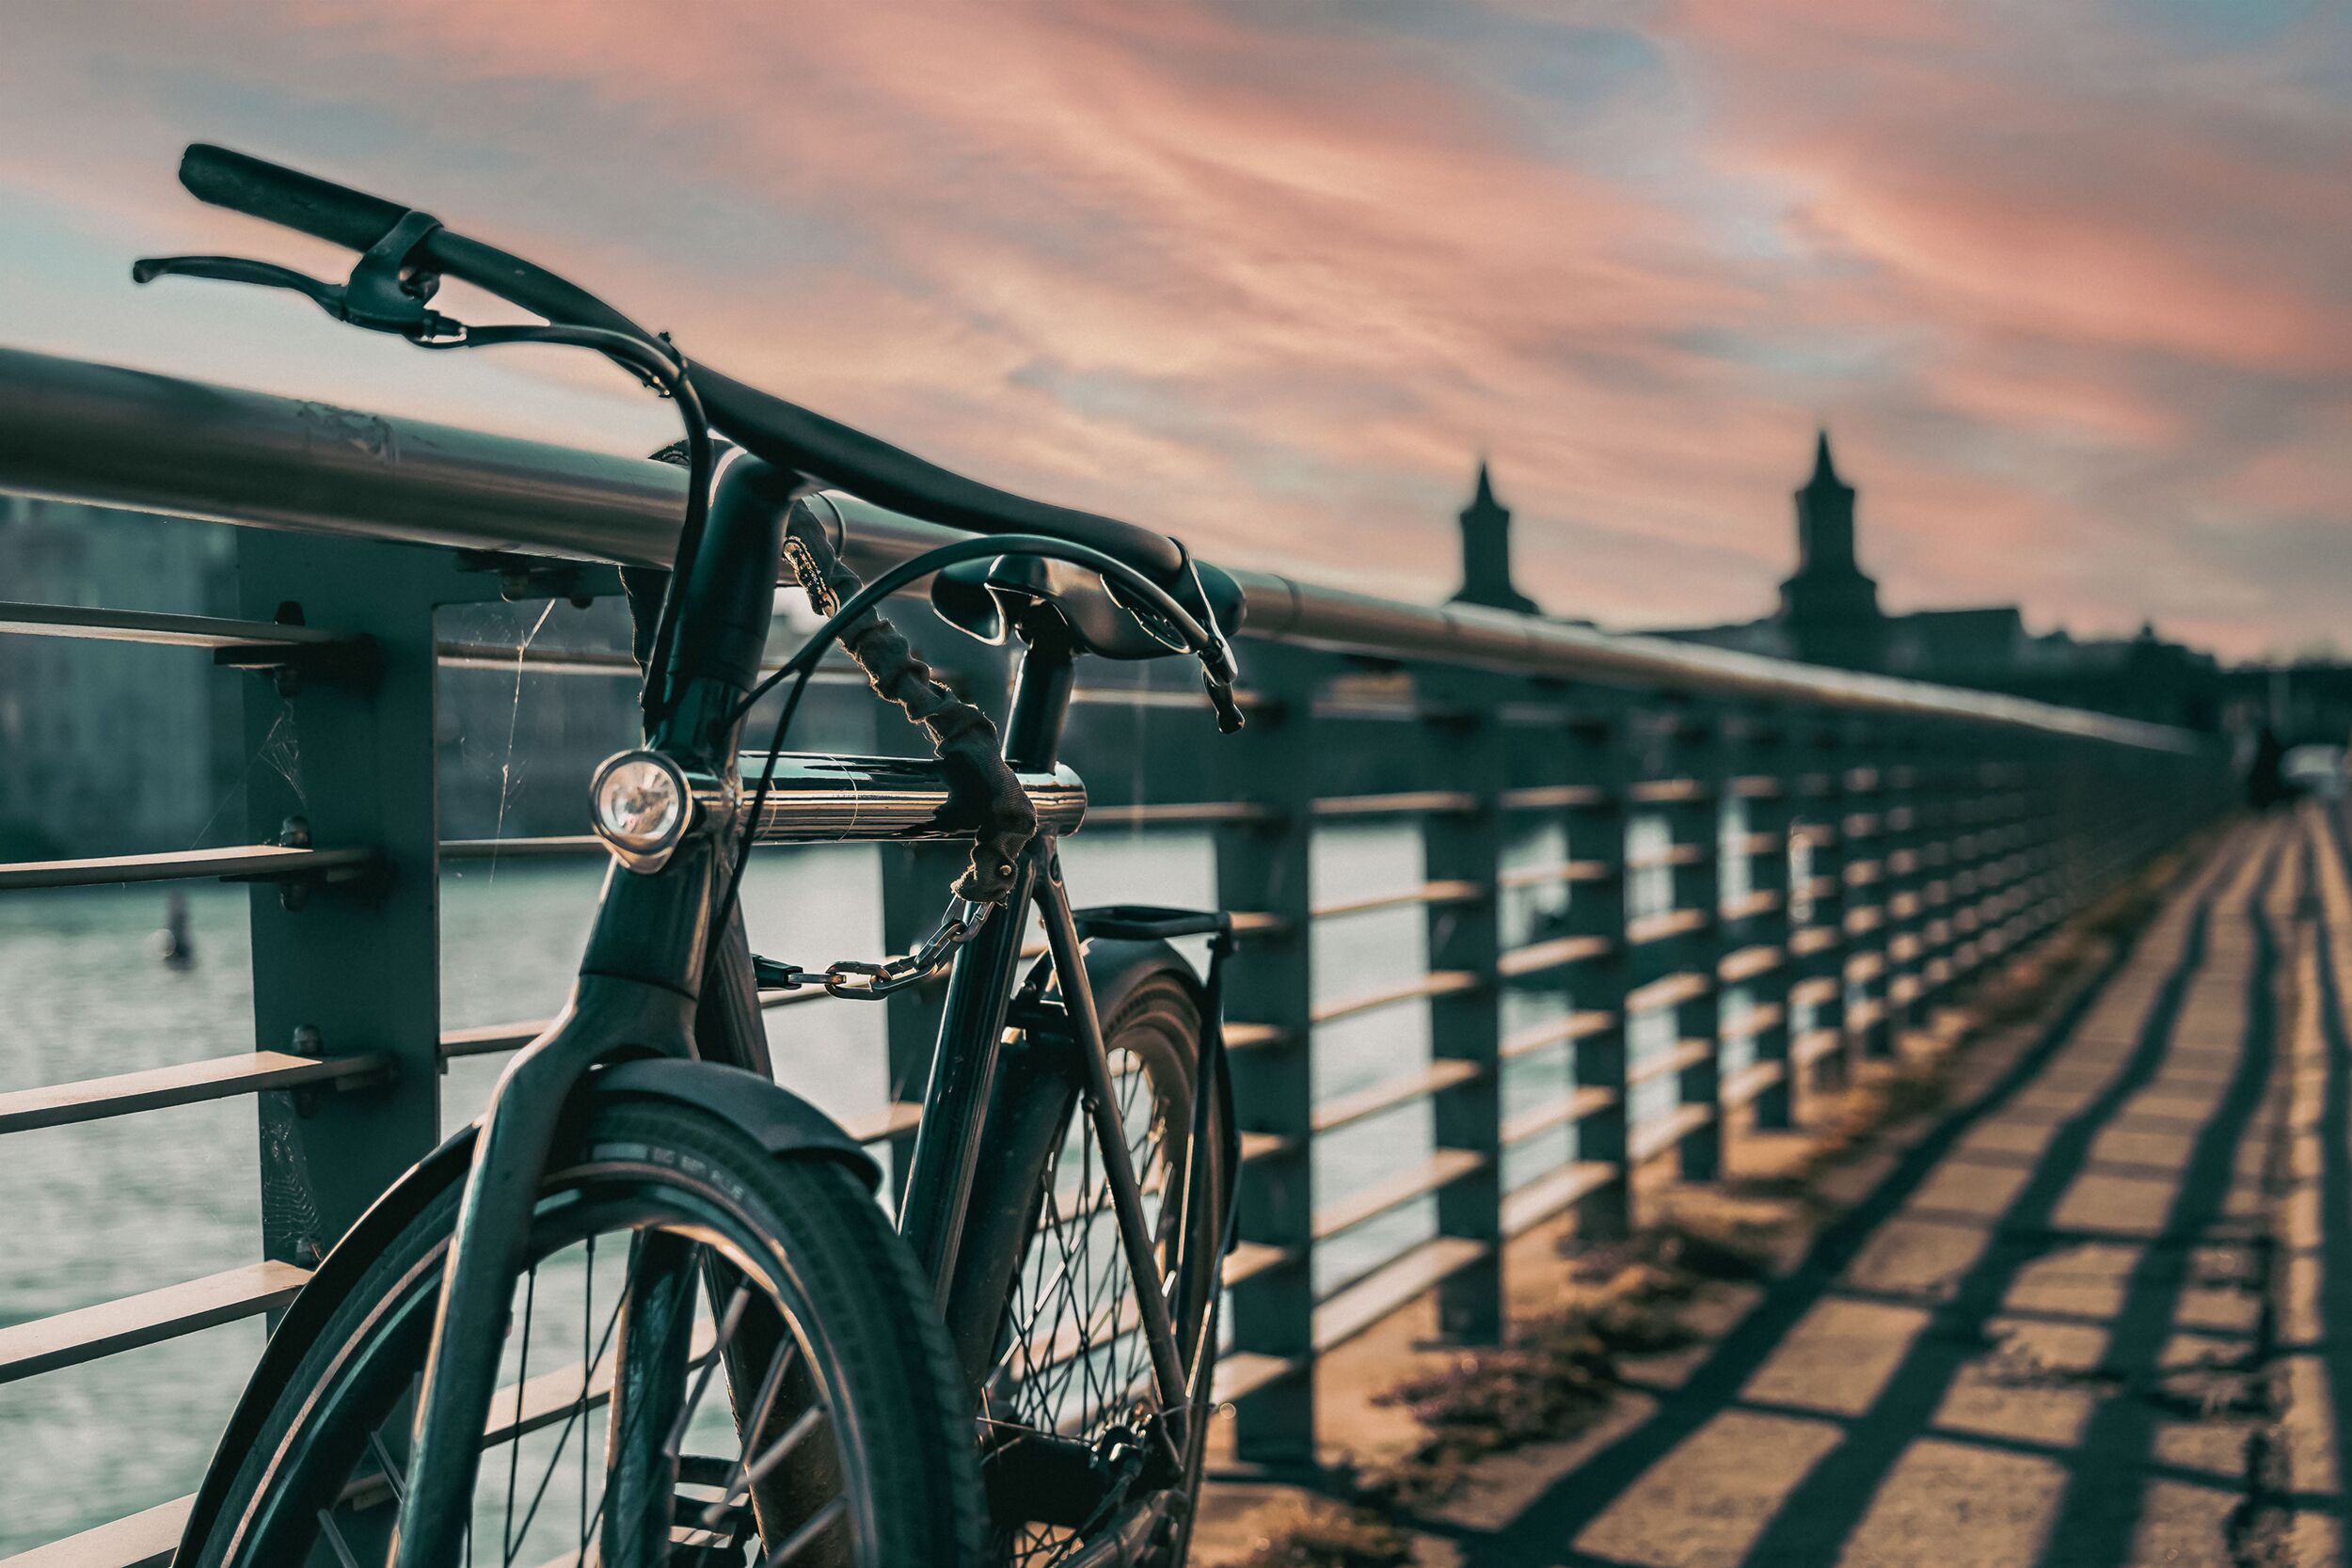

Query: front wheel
left=190, top=1098, right=986, bottom=1568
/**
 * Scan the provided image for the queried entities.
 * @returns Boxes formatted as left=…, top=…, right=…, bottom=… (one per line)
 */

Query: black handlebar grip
left=179, top=144, right=412, bottom=252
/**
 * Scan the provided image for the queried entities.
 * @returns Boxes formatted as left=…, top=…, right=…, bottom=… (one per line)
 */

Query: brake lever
left=1172, top=554, right=1247, bottom=735
left=134, top=208, right=458, bottom=341
left=1202, top=665, right=1247, bottom=734
left=131, top=252, right=335, bottom=304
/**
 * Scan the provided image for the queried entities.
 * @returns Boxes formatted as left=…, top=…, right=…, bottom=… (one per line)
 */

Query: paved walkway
left=1435, top=814, right=2337, bottom=1567
left=1204, top=813, right=2352, bottom=1567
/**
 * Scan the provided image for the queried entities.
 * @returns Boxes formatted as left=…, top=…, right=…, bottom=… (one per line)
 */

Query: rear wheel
left=190, top=1099, right=985, bottom=1567
left=966, top=972, right=1232, bottom=1566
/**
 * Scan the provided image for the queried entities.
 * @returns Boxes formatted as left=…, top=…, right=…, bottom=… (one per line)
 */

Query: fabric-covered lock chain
left=778, top=499, right=1037, bottom=908
left=741, top=499, right=1036, bottom=1003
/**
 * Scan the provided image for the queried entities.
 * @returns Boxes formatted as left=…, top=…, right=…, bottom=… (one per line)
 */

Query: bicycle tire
left=186, top=1098, right=986, bottom=1568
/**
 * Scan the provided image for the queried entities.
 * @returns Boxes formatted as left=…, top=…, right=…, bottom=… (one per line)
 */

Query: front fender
left=174, top=1062, right=873, bottom=1560
left=596, top=1056, right=879, bottom=1189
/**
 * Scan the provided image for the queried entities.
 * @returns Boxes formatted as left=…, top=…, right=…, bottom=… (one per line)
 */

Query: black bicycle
left=137, top=146, right=1249, bottom=1568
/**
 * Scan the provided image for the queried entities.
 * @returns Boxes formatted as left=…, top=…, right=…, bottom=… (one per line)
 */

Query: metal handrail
left=0, top=345, right=2202, bottom=752
left=0, top=341, right=2233, bottom=1556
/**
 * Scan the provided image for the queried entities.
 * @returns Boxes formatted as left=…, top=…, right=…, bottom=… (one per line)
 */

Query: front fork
left=389, top=840, right=719, bottom=1568
left=392, top=461, right=793, bottom=1568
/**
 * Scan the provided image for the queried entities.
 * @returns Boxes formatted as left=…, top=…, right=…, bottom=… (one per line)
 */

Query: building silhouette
left=1773, top=434, right=1886, bottom=669
left=0, top=497, right=241, bottom=858
left=0, top=499, right=914, bottom=858
left=1452, top=436, right=2225, bottom=731
left=1448, top=462, right=1539, bottom=616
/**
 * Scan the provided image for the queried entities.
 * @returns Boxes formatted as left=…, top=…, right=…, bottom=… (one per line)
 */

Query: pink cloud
left=0, top=0, right=2341, bottom=658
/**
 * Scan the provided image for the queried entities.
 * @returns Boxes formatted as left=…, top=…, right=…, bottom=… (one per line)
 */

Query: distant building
left=1772, top=434, right=1886, bottom=669
left=1639, top=433, right=2224, bottom=730
left=1448, top=462, right=1540, bottom=616
left=1442, top=437, right=2226, bottom=730
left=0, top=497, right=242, bottom=857
left=0, top=498, right=907, bottom=858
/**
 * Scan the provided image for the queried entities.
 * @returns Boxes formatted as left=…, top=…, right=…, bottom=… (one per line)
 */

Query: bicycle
left=135, top=144, right=1251, bottom=1568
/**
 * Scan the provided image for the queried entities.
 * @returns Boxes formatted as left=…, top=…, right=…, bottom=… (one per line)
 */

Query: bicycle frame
left=386, top=457, right=1197, bottom=1565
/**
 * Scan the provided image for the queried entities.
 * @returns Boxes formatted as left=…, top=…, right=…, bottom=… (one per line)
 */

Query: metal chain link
left=752, top=896, right=992, bottom=1001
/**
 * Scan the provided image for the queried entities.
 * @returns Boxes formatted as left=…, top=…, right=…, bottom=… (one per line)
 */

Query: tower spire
left=1450, top=458, right=1539, bottom=617
left=1809, top=429, right=1840, bottom=487
left=1777, top=427, right=1882, bottom=668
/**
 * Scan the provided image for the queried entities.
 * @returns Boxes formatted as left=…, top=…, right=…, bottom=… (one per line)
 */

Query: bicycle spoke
left=665, top=1280, right=752, bottom=1458
left=317, top=1509, right=365, bottom=1568
left=465, top=1361, right=473, bottom=1568
left=502, top=1264, right=538, bottom=1563
left=700, top=1336, right=803, bottom=1529
left=506, top=1264, right=629, bottom=1559
left=579, top=1233, right=592, bottom=1563
left=369, top=1430, right=408, bottom=1506
left=742, top=1402, right=829, bottom=1492
left=758, top=1495, right=850, bottom=1568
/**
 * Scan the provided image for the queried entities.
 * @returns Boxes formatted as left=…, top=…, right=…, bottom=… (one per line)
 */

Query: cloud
left=0, top=0, right=2342, bottom=659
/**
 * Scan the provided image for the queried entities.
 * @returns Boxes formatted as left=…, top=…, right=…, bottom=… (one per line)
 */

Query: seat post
left=1003, top=632, right=1078, bottom=774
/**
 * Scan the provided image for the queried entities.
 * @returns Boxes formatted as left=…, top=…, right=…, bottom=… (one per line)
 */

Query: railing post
left=1790, top=716, right=1850, bottom=1095
left=1672, top=704, right=1725, bottom=1182
left=232, top=531, right=498, bottom=1262
left=1565, top=701, right=1633, bottom=1242
left=1991, top=749, right=2036, bottom=959
left=1620, top=701, right=1721, bottom=1184
left=2055, top=737, right=2091, bottom=920
left=1966, top=741, right=2013, bottom=965
left=1943, top=754, right=1976, bottom=987
left=2029, top=750, right=2059, bottom=938
left=1883, top=726, right=1929, bottom=1036
left=1914, top=723, right=1960, bottom=1018
left=1840, top=720, right=1893, bottom=1061
left=1421, top=668, right=1505, bottom=1345
left=1727, top=706, right=1795, bottom=1132
left=1214, top=641, right=1321, bottom=1466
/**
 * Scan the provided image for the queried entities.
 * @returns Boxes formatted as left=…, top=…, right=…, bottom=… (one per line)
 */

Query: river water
left=0, top=812, right=1662, bottom=1551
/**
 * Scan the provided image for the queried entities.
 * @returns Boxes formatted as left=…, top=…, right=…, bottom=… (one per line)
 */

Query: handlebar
left=176, top=144, right=1191, bottom=583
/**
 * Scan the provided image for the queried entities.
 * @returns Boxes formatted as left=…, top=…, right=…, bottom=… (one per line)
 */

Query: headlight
left=590, top=750, right=691, bottom=873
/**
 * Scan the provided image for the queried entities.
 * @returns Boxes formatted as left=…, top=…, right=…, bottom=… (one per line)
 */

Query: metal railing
left=0, top=346, right=2230, bottom=1562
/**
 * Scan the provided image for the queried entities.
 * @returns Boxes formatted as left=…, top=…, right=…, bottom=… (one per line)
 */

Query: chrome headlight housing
left=590, top=750, right=692, bottom=873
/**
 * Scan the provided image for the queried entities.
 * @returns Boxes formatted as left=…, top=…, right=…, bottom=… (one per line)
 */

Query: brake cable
left=723, top=526, right=1239, bottom=1001
left=411, top=324, right=715, bottom=731
left=135, top=236, right=717, bottom=733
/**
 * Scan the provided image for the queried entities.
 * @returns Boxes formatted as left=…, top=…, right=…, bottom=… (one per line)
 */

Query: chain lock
left=752, top=897, right=993, bottom=1001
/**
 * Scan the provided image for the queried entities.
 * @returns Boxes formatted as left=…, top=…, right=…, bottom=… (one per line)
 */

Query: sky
left=0, top=0, right=2344, bottom=662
